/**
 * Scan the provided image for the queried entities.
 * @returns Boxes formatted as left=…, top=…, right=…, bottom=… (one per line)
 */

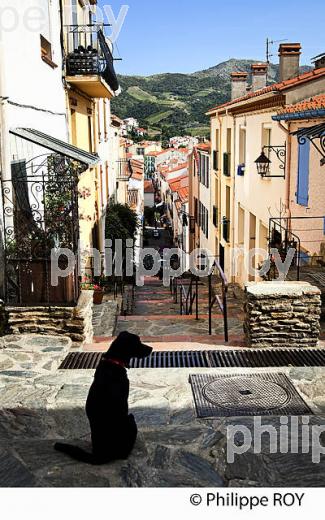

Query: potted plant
left=93, top=284, right=104, bottom=305
left=80, top=275, right=104, bottom=305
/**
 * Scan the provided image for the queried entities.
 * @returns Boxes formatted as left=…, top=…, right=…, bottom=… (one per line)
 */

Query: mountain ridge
left=111, top=59, right=311, bottom=139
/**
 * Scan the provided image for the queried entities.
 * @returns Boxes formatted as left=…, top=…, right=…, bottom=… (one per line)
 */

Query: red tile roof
left=144, top=180, right=155, bottom=193
left=196, top=142, right=211, bottom=152
left=276, top=94, right=325, bottom=115
left=207, top=67, right=325, bottom=114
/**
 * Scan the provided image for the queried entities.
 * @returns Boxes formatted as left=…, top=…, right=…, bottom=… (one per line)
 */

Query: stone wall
left=0, top=301, right=8, bottom=336
left=244, top=282, right=321, bottom=348
left=6, top=290, right=94, bottom=346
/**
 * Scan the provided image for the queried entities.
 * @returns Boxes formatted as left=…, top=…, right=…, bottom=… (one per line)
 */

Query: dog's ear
left=105, top=331, right=142, bottom=360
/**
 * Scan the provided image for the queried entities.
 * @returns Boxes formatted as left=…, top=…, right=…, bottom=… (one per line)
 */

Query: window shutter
left=296, top=138, right=310, bottom=206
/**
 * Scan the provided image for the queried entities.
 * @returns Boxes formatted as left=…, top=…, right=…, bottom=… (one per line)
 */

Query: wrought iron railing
left=268, top=216, right=325, bottom=280
left=170, top=275, right=199, bottom=319
left=65, top=24, right=119, bottom=92
left=117, top=159, right=132, bottom=181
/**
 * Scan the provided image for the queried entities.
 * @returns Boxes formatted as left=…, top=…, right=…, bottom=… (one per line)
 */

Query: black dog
left=54, top=331, right=152, bottom=465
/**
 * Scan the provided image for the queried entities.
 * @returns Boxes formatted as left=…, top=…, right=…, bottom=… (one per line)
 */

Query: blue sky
left=98, top=0, right=325, bottom=76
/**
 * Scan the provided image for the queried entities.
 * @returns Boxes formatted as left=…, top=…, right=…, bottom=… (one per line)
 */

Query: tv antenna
left=266, top=38, right=288, bottom=63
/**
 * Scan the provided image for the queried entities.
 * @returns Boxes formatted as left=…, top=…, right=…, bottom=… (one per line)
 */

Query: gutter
left=206, top=91, right=279, bottom=117
left=272, top=109, right=325, bottom=121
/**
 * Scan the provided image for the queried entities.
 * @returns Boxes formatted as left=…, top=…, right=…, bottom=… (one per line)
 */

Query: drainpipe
left=232, top=112, right=237, bottom=282
left=217, top=113, right=222, bottom=256
left=276, top=120, right=292, bottom=230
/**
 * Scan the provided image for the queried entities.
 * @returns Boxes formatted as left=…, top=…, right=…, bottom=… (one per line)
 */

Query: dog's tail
left=54, top=442, right=104, bottom=465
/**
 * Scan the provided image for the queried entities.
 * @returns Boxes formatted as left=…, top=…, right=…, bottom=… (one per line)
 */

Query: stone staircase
left=5, top=291, right=94, bottom=345
left=84, top=276, right=246, bottom=351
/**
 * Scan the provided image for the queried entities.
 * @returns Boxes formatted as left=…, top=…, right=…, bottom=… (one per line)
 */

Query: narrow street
left=85, top=226, right=245, bottom=353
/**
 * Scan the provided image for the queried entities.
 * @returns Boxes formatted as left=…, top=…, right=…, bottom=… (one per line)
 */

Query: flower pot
left=93, top=290, right=104, bottom=305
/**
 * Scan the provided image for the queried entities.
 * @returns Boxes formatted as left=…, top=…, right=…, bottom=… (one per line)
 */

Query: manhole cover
left=202, top=377, right=290, bottom=412
left=189, top=373, right=312, bottom=418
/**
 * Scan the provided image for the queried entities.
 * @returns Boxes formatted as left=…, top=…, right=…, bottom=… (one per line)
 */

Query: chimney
left=312, top=53, right=325, bottom=70
left=251, top=63, right=268, bottom=91
left=278, top=43, right=301, bottom=82
left=231, top=72, right=248, bottom=100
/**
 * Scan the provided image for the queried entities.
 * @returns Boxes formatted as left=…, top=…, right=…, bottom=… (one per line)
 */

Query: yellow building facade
left=62, top=0, right=120, bottom=272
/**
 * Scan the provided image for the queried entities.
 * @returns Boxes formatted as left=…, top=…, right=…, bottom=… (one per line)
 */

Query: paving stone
left=0, top=449, right=37, bottom=487
left=56, top=384, right=89, bottom=403
left=173, top=450, right=224, bottom=487
left=131, top=397, right=170, bottom=427
left=143, top=426, right=209, bottom=445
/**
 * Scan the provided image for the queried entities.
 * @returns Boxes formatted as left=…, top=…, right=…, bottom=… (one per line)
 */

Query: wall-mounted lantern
left=255, top=144, right=286, bottom=178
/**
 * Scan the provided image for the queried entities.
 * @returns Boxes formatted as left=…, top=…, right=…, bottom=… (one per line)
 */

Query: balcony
left=222, top=217, right=230, bottom=242
left=117, top=159, right=132, bottom=181
left=223, top=152, right=231, bottom=176
left=65, top=24, right=119, bottom=98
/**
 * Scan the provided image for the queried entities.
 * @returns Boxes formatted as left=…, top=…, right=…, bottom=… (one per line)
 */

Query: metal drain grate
left=59, top=348, right=325, bottom=370
left=189, top=373, right=312, bottom=417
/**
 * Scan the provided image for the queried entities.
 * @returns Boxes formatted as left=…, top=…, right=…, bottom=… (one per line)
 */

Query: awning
left=10, top=128, right=100, bottom=167
left=292, top=123, right=325, bottom=166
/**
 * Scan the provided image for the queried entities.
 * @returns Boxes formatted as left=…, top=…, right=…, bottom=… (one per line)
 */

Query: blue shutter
left=296, top=138, right=310, bottom=206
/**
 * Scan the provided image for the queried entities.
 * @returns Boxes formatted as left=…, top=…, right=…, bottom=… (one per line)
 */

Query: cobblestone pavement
left=1, top=334, right=325, bottom=487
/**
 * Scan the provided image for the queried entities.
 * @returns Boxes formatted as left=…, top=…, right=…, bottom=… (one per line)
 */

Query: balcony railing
left=223, top=152, right=231, bottom=176
left=117, top=159, right=132, bottom=181
left=128, top=189, right=139, bottom=208
left=222, top=217, right=230, bottom=242
left=65, top=24, right=119, bottom=96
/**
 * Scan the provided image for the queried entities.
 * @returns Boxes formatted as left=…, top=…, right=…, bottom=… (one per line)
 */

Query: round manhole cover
left=202, top=377, right=291, bottom=412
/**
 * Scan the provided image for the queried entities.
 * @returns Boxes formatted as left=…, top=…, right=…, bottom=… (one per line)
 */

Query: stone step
left=84, top=334, right=245, bottom=351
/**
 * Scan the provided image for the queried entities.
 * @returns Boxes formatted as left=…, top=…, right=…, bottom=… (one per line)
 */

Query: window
left=40, top=35, right=57, bottom=68
left=194, top=197, right=198, bottom=222
left=227, top=128, right=232, bottom=154
left=296, top=138, right=310, bottom=206
left=88, top=116, right=93, bottom=153
left=213, top=206, right=218, bottom=227
left=213, top=129, right=220, bottom=171
left=70, top=109, right=77, bottom=145
left=223, top=152, right=231, bottom=176
left=199, top=153, right=210, bottom=188
left=239, top=128, right=246, bottom=164
left=262, top=126, right=272, bottom=157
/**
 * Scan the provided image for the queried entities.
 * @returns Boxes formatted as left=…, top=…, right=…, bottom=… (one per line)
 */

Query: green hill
left=111, top=59, right=311, bottom=139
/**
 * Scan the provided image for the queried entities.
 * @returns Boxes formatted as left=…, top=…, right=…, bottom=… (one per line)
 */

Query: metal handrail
left=269, top=217, right=301, bottom=280
left=182, top=275, right=199, bottom=319
left=208, top=260, right=229, bottom=341
left=170, top=275, right=199, bottom=319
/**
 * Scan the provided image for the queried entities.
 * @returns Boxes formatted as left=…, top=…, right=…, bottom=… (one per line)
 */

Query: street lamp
left=255, top=144, right=286, bottom=178
left=255, top=151, right=271, bottom=177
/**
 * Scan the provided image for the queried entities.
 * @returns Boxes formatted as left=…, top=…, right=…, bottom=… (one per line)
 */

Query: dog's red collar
left=103, top=357, right=128, bottom=369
